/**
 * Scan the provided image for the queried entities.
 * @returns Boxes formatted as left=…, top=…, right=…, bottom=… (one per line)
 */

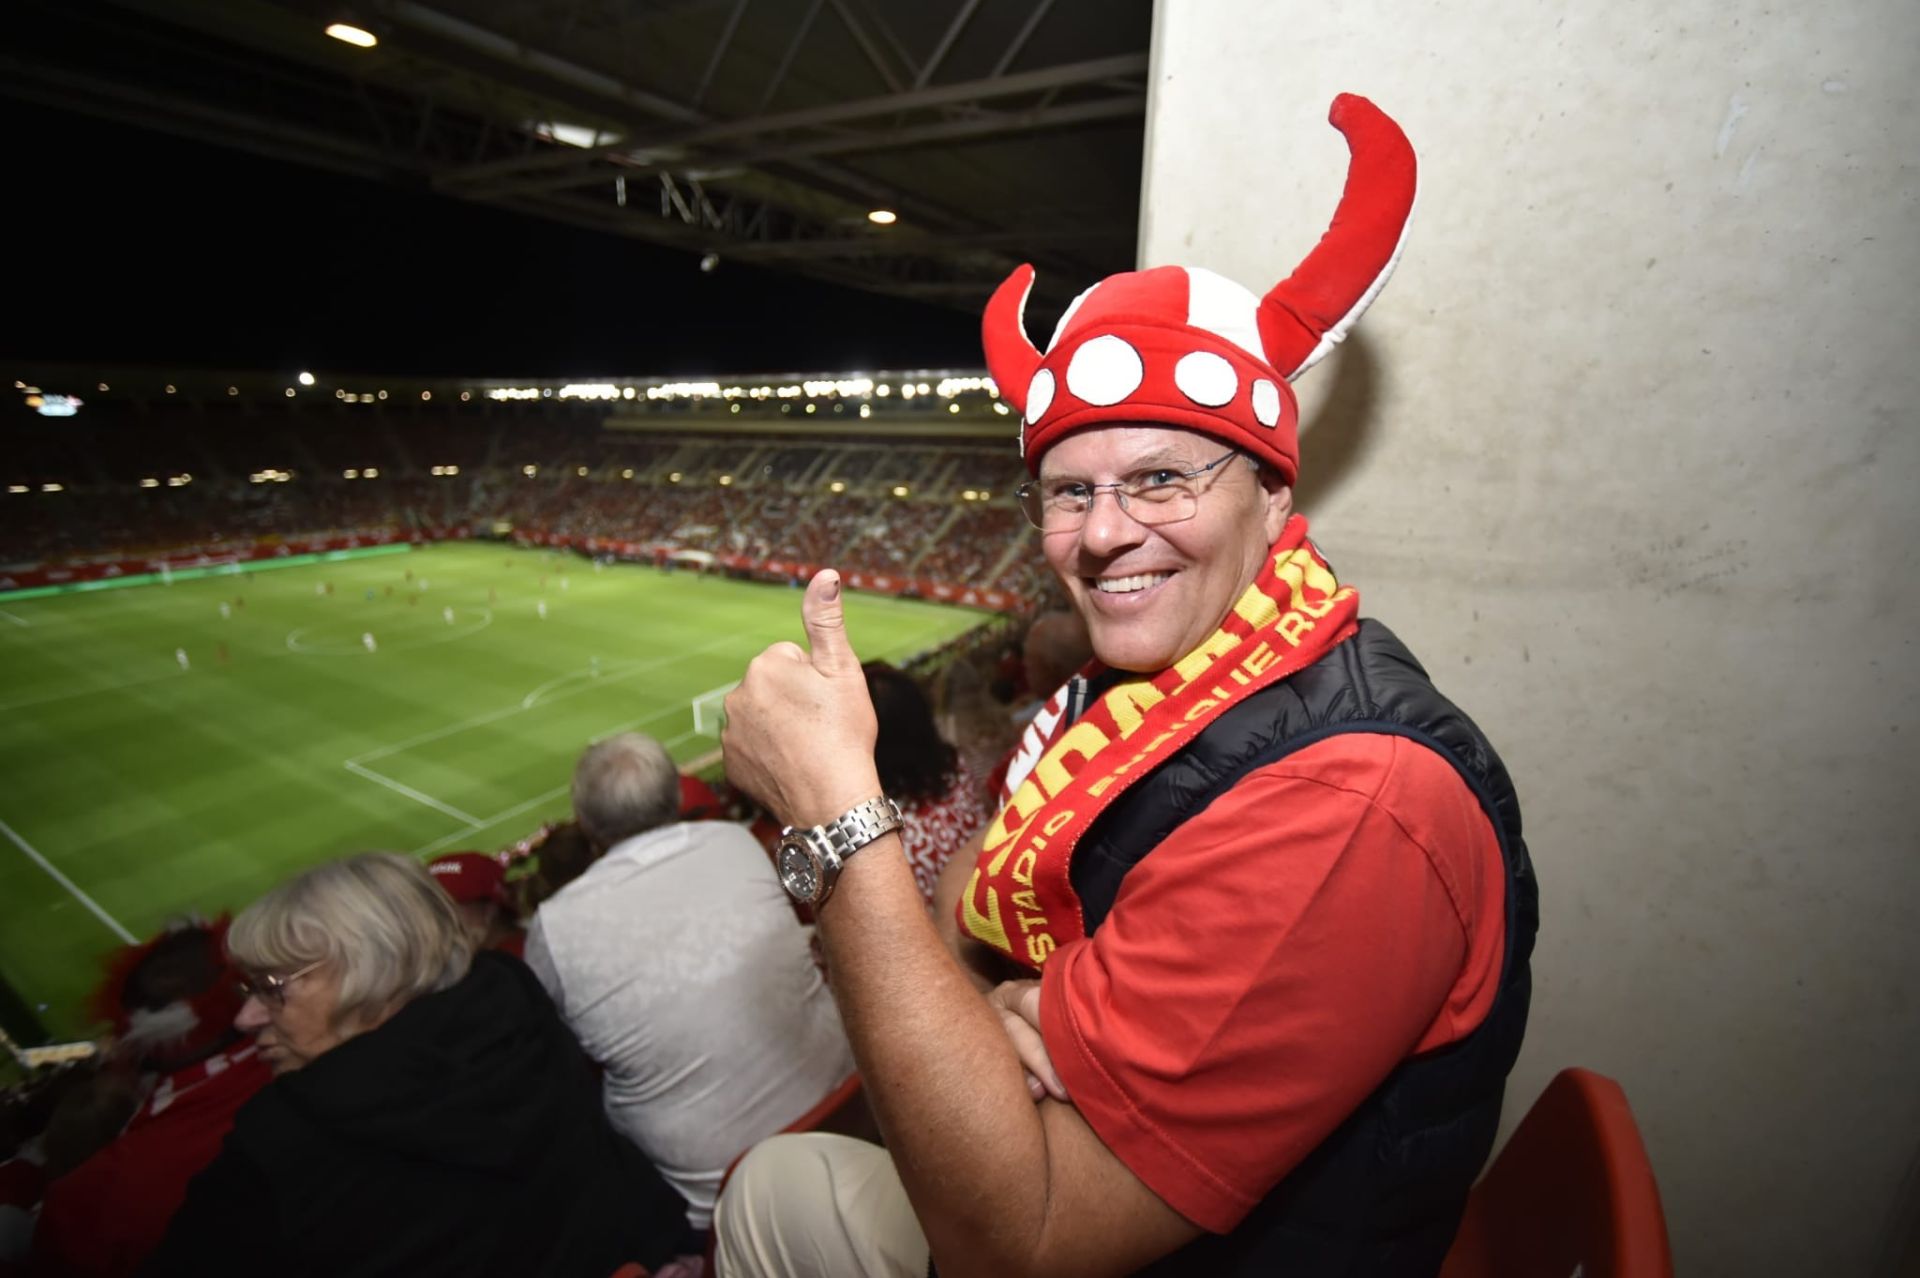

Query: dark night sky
left=3, top=101, right=986, bottom=378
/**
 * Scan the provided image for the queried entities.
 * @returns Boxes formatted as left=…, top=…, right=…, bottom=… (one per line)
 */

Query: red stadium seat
left=1441, top=1067, right=1674, bottom=1278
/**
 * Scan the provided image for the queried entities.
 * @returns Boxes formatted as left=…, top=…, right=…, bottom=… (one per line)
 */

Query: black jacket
left=143, top=952, right=689, bottom=1278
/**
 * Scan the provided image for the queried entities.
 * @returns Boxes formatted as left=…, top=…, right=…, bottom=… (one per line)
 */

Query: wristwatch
left=776, top=796, right=904, bottom=907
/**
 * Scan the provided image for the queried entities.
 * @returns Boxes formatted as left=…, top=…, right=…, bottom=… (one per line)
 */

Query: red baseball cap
left=427, top=852, right=508, bottom=906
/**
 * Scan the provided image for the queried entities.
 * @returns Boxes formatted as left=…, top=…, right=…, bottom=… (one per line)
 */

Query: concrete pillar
left=1139, top=1, right=1919, bottom=1272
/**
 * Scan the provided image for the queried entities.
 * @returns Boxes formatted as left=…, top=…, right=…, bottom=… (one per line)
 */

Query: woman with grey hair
left=142, top=853, right=690, bottom=1278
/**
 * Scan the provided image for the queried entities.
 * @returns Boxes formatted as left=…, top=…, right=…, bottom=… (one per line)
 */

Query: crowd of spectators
left=0, top=621, right=1081, bottom=1276
left=3, top=412, right=1045, bottom=598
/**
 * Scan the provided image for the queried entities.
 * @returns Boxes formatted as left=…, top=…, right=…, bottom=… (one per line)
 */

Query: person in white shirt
left=524, top=732, right=854, bottom=1231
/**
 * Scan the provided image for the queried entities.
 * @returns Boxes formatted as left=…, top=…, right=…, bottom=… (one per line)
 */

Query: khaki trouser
left=714, top=1133, right=929, bottom=1278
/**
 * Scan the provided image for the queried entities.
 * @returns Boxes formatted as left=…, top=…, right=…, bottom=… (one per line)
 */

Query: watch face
left=778, top=840, right=819, bottom=902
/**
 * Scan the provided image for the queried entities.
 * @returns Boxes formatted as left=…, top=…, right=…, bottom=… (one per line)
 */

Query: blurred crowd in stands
left=0, top=609, right=1091, bottom=1278
left=1, top=408, right=1060, bottom=606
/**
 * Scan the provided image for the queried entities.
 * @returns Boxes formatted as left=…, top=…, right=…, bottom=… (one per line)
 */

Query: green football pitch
left=0, top=541, right=991, bottom=1040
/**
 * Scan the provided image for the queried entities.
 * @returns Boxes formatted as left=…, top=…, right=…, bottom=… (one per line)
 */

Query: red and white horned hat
left=983, top=93, right=1417, bottom=480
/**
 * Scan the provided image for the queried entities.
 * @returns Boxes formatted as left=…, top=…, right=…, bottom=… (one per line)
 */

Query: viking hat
left=982, top=94, right=1417, bottom=480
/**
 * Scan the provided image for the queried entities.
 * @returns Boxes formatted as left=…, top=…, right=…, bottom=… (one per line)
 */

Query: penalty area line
left=0, top=816, right=137, bottom=943
left=404, top=723, right=702, bottom=859
left=343, top=761, right=483, bottom=826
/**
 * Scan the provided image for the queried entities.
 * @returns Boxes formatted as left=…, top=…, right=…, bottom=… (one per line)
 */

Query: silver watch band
left=815, top=796, right=905, bottom=866
left=781, top=795, right=904, bottom=906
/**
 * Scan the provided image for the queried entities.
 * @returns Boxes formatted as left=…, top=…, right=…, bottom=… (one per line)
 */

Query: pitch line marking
left=403, top=720, right=700, bottom=859
left=350, top=632, right=748, bottom=767
left=343, top=761, right=483, bottom=825
left=0, top=816, right=137, bottom=944
left=408, top=785, right=572, bottom=859
left=0, top=609, right=29, bottom=627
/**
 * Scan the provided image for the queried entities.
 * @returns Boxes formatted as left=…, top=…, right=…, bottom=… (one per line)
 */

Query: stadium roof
left=8, top=0, right=1150, bottom=316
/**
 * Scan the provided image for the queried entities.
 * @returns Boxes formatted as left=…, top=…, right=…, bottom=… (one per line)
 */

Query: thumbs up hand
left=723, top=570, right=883, bottom=829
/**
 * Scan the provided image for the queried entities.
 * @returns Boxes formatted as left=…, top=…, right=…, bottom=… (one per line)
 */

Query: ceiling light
left=325, top=22, right=378, bottom=48
left=867, top=209, right=897, bottom=226
left=527, top=120, right=617, bottom=149
left=298, top=371, right=316, bottom=386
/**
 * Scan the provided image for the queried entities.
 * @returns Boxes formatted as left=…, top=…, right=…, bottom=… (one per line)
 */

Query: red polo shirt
left=1038, top=731, right=1507, bottom=1234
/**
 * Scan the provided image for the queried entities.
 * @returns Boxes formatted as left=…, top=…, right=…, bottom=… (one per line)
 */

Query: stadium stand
left=2, top=386, right=1045, bottom=604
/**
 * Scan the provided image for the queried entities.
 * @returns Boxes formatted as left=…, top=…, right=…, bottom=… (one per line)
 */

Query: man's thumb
left=801, top=570, right=858, bottom=673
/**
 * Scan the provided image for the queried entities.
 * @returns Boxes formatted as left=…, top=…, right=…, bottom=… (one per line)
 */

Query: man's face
left=1037, top=425, right=1290, bottom=673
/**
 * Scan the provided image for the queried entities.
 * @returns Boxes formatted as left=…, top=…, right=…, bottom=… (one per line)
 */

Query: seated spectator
left=31, top=919, right=271, bottom=1278
left=143, top=853, right=689, bottom=1278
left=427, top=850, right=525, bottom=956
left=930, top=654, right=1022, bottom=803
left=1014, top=609, right=1094, bottom=722
left=863, top=662, right=991, bottom=906
left=510, top=820, right=599, bottom=914
left=525, top=733, right=854, bottom=1232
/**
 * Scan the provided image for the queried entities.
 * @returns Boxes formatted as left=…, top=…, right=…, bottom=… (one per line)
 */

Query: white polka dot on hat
left=1065, top=335, right=1145, bottom=407
left=1174, top=351, right=1239, bottom=408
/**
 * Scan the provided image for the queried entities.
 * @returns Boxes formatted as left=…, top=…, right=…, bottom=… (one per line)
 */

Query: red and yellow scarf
left=959, top=516, right=1358, bottom=969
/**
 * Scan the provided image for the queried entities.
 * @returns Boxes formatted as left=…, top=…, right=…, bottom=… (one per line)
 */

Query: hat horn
left=981, top=263, right=1043, bottom=415
left=1258, top=94, right=1418, bottom=381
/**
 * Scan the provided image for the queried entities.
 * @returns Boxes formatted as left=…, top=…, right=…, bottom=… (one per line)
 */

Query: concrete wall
left=1139, top=2, right=1920, bottom=1273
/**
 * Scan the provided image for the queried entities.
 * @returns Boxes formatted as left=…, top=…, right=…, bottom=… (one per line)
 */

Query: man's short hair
left=572, top=732, right=680, bottom=848
left=227, top=853, right=471, bottom=1026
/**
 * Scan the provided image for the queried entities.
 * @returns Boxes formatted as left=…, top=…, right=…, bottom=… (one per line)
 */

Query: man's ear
left=1258, top=465, right=1294, bottom=544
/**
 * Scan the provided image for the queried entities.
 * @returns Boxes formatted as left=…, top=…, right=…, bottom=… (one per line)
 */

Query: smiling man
left=719, top=95, right=1539, bottom=1278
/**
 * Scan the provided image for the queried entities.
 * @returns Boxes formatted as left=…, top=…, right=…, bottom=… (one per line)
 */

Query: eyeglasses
left=1016, top=448, right=1243, bottom=532
left=237, top=958, right=325, bottom=1006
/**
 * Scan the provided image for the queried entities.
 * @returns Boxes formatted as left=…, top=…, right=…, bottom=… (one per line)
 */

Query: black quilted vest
left=1070, top=619, right=1539, bottom=1277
